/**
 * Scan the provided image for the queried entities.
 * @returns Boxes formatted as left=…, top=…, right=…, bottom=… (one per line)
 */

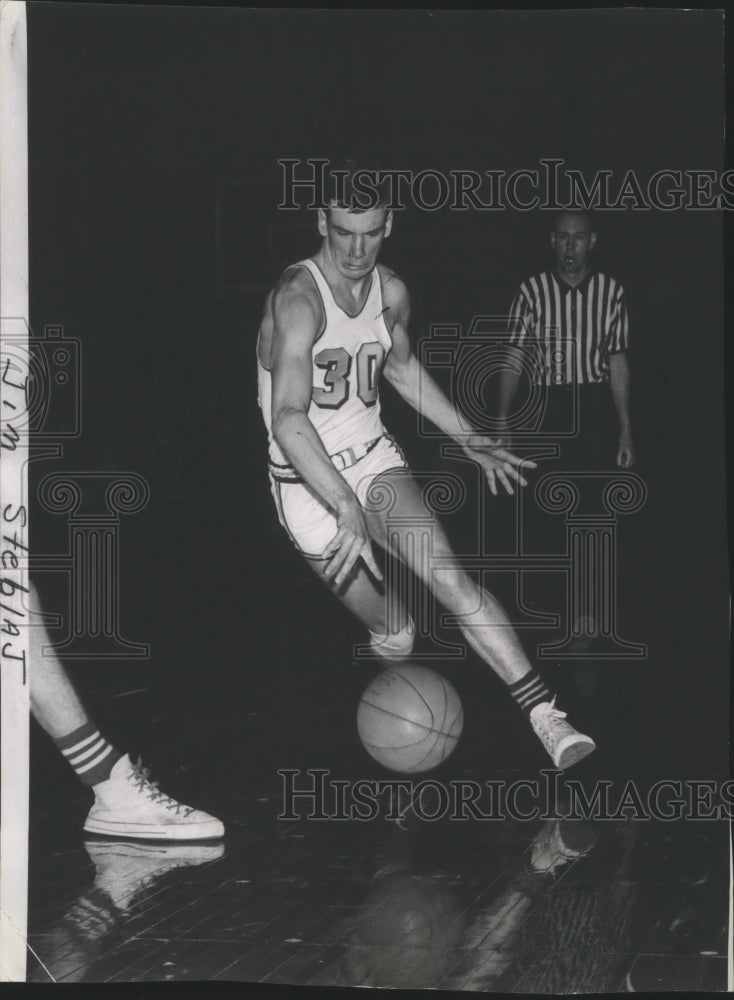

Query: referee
left=496, top=210, right=635, bottom=670
left=497, top=209, right=634, bottom=471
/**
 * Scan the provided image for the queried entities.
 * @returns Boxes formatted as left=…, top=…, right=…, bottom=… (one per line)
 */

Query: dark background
left=25, top=6, right=728, bottom=795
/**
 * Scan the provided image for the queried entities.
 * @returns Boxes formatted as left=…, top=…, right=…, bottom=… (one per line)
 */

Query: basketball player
left=257, top=164, right=595, bottom=770
left=27, top=581, right=224, bottom=840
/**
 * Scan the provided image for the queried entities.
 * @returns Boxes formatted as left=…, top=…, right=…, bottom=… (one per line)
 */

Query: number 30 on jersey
left=312, top=342, right=385, bottom=410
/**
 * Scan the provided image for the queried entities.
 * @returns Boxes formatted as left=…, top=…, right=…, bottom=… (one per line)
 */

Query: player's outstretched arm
left=270, top=278, right=382, bottom=586
left=381, top=271, right=536, bottom=495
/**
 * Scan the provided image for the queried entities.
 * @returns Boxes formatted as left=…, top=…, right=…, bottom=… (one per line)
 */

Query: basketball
left=357, top=665, right=463, bottom=773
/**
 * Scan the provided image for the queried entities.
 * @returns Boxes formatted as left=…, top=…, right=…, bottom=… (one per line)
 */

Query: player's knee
left=369, top=616, right=415, bottom=660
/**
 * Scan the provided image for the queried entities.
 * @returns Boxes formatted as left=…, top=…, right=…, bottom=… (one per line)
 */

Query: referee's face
left=551, top=214, right=597, bottom=279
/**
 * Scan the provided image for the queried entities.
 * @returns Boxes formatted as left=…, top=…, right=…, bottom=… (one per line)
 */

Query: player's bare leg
left=27, top=582, right=224, bottom=840
left=28, top=584, right=90, bottom=738
left=363, top=470, right=531, bottom=684
left=305, top=557, right=415, bottom=661
left=362, top=470, right=595, bottom=770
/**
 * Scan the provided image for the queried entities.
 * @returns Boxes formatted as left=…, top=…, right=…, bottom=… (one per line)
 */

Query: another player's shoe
left=529, top=698, right=595, bottom=769
left=83, top=754, right=225, bottom=841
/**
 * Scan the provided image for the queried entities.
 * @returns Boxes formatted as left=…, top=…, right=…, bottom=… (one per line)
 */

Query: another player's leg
left=363, top=471, right=595, bottom=770
left=27, top=582, right=224, bottom=840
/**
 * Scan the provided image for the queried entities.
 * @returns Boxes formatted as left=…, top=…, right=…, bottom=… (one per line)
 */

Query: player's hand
left=462, top=433, right=537, bottom=496
left=617, top=431, right=635, bottom=468
left=322, top=501, right=383, bottom=588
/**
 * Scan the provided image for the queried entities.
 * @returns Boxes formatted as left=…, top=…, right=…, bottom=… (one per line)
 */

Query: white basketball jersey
left=258, top=259, right=393, bottom=469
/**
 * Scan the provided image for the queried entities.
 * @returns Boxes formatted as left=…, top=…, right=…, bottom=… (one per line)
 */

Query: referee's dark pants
left=522, top=382, right=622, bottom=607
left=519, top=383, right=628, bottom=699
left=543, top=383, right=619, bottom=475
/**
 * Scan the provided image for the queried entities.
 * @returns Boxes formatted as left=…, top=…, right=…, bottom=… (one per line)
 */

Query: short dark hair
left=553, top=208, right=597, bottom=233
left=325, top=159, right=391, bottom=213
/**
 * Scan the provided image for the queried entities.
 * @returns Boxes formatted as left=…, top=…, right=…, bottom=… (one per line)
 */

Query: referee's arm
left=608, top=287, right=634, bottom=468
left=610, top=352, right=634, bottom=467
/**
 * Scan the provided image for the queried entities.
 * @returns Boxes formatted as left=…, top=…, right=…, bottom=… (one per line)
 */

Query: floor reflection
left=451, top=820, right=633, bottom=993
left=30, top=839, right=225, bottom=982
left=329, top=817, right=611, bottom=991
left=28, top=811, right=728, bottom=989
left=329, top=827, right=465, bottom=989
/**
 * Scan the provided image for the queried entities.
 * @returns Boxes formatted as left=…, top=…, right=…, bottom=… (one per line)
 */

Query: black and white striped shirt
left=508, top=270, right=629, bottom=385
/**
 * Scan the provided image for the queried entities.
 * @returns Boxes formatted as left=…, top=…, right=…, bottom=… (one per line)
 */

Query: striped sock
left=508, top=669, right=552, bottom=716
left=54, top=722, right=123, bottom=787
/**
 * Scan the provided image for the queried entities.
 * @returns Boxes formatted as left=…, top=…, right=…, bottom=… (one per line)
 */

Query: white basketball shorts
left=268, top=434, right=408, bottom=559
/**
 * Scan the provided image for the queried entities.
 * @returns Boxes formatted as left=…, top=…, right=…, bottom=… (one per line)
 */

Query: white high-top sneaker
left=84, top=755, right=225, bottom=841
left=529, top=698, right=596, bottom=770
